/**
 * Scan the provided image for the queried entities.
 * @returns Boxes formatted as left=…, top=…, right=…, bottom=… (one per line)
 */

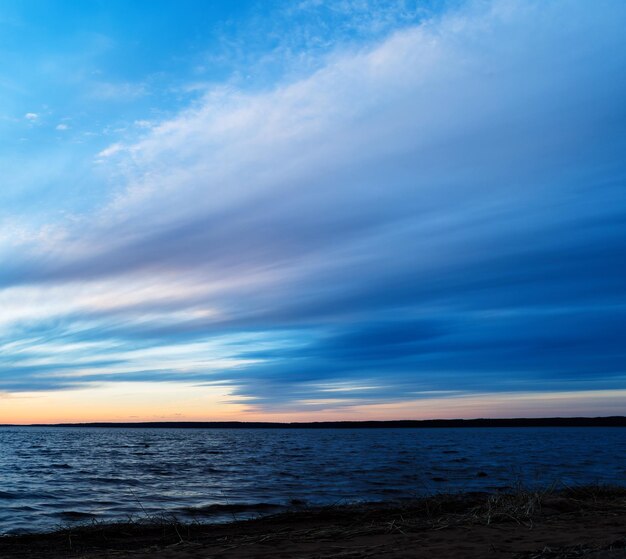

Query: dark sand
left=2, top=486, right=625, bottom=558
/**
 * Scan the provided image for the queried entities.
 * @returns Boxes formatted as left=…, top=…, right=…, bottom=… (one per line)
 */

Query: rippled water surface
left=0, top=427, right=624, bottom=534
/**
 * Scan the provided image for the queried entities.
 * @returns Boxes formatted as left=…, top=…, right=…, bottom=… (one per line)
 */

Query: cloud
left=24, top=112, right=38, bottom=121
left=55, top=123, right=69, bottom=131
left=96, top=142, right=124, bottom=158
left=1, top=0, right=625, bottom=413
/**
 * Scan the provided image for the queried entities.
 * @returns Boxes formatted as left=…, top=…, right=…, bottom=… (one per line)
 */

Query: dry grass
left=513, top=538, right=626, bottom=559
left=1, top=484, right=625, bottom=558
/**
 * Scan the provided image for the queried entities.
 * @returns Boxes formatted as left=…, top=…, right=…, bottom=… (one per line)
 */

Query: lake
left=0, top=426, right=624, bottom=534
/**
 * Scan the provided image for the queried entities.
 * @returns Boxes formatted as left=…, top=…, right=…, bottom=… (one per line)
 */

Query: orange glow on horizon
left=1, top=383, right=625, bottom=425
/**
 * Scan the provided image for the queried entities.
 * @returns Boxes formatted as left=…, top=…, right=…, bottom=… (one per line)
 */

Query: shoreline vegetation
left=3, top=416, right=626, bottom=428
left=1, top=486, right=626, bottom=558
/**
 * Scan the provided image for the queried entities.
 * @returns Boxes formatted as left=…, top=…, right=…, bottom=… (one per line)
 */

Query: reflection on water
left=0, top=427, right=624, bottom=534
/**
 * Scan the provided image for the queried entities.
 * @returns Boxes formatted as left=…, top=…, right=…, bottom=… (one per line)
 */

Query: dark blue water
left=0, top=427, right=624, bottom=534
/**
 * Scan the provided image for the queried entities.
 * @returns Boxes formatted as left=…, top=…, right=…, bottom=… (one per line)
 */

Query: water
left=0, top=426, right=624, bottom=534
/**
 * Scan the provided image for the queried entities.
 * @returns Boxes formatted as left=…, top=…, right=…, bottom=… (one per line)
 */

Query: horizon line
left=3, top=416, right=625, bottom=428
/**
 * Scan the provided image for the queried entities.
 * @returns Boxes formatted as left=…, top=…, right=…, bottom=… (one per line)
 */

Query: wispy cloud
left=1, top=0, right=625, bottom=416
left=96, top=142, right=124, bottom=158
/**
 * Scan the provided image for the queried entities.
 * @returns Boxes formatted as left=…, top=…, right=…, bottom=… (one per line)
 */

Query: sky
left=1, top=0, right=625, bottom=423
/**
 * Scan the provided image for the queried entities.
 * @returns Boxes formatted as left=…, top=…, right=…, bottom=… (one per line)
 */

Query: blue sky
left=1, top=0, right=625, bottom=422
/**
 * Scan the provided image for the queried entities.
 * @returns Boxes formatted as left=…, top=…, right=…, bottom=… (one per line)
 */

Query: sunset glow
left=1, top=0, right=625, bottom=423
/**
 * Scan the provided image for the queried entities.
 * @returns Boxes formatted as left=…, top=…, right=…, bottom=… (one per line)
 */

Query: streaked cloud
left=96, top=142, right=124, bottom=158
left=1, top=0, right=625, bottom=419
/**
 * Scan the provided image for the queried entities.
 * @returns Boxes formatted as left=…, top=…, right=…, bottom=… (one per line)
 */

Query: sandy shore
left=1, top=486, right=625, bottom=558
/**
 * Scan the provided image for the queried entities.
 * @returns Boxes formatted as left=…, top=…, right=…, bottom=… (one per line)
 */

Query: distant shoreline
left=3, top=416, right=626, bottom=428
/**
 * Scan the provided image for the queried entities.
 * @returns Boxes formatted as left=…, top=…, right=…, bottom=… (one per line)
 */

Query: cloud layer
left=1, top=0, right=625, bottom=417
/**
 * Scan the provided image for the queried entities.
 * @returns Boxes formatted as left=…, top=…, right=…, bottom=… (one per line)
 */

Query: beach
left=2, top=486, right=625, bottom=558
